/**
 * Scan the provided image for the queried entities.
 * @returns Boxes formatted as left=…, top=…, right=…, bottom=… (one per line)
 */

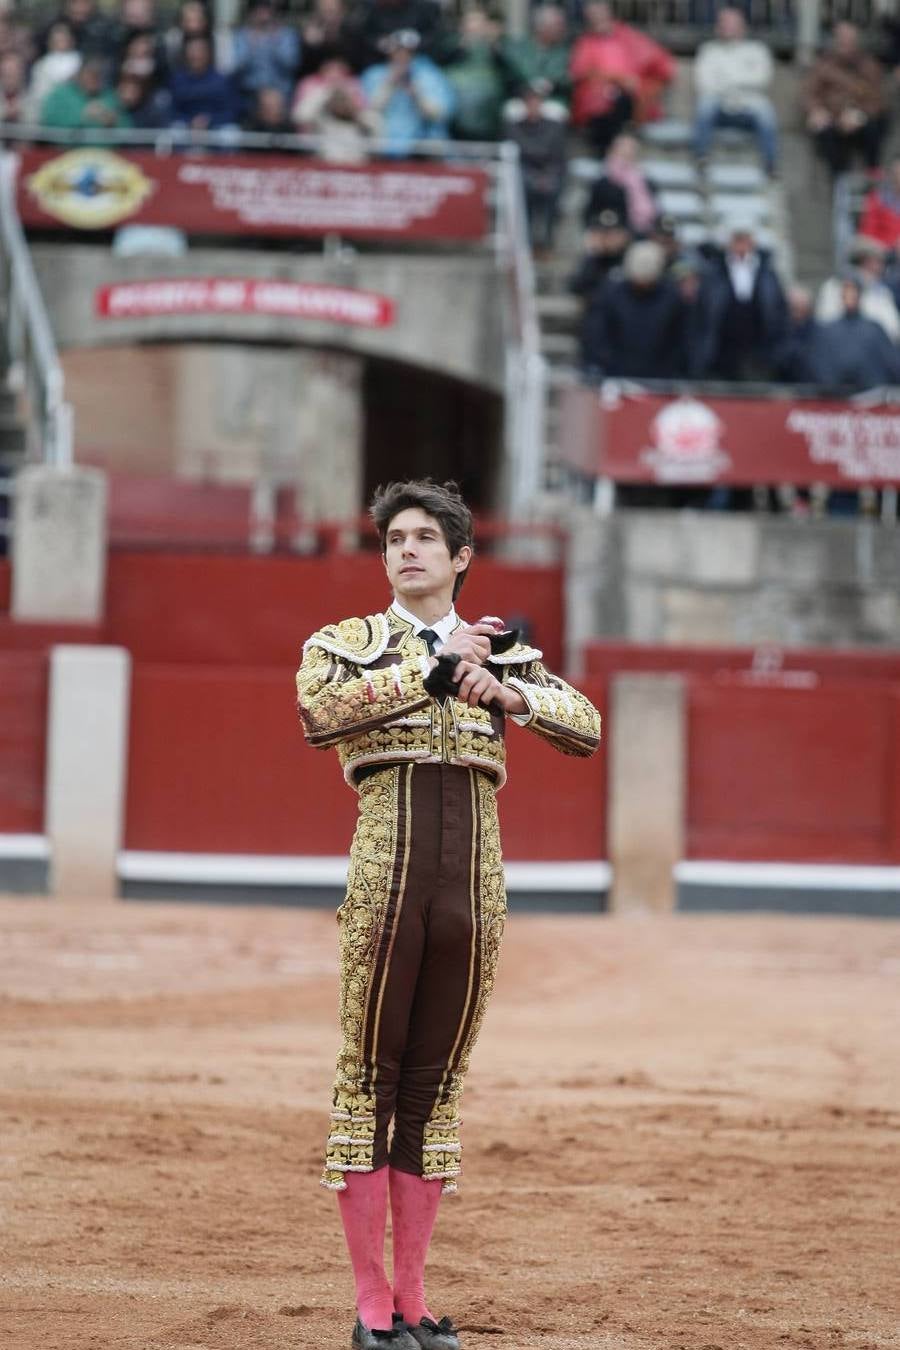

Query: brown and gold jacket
left=296, top=608, right=601, bottom=789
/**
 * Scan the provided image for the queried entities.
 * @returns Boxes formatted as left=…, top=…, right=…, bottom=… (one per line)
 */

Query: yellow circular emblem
left=26, top=149, right=155, bottom=230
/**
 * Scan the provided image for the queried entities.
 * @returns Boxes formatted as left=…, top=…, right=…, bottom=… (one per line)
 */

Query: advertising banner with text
left=560, top=384, right=900, bottom=486
left=96, top=278, right=395, bottom=327
left=16, top=147, right=490, bottom=241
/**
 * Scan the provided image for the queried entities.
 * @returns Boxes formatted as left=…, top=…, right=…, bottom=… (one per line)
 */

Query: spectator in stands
left=815, top=276, right=900, bottom=389
left=41, top=55, right=131, bottom=128
left=444, top=8, right=509, bottom=142
left=42, top=0, right=117, bottom=64
left=816, top=235, right=900, bottom=341
left=112, top=0, right=167, bottom=72
left=0, top=51, right=28, bottom=125
left=585, top=130, right=657, bottom=232
left=775, top=285, right=830, bottom=385
left=650, top=212, right=692, bottom=274
left=115, top=69, right=172, bottom=127
left=693, top=7, right=777, bottom=176
left=232, top=0, right=299, bottom=110
left=804, top=22, right=887, bottom=177
left=859, top=154, right=900, bottom=249
left=353, top=0, right=446, bottom=72
left=568, top=205, right=631, bottom=297
left=581, top=239, right=684, bottom=378
left=299, top=0, right=353, bottom=78
left=569, top=0, right=675, bottom=155
left=294, top=58, right=375, bottom=158
left=0, top=10, right=34, bottom=65
left=169, top=33, right=239, bottom=129
left=360, top=29, right=453, bottom=155
left=166, top=2, right=229, bottom=76
left=581, top=163, right=627, bottom=226
left=119, top=30, right=168, bottom=93
left=507, top=78, right=567, bottom=254
left=293, top=55, right=362, bottom=122
left=243, top=84, right=294, bottom=133
left=502, top=5, right=570, bottom=119
left=26, top=21, right=81, bottom=122
left=699, top=220, right=788, bottom=380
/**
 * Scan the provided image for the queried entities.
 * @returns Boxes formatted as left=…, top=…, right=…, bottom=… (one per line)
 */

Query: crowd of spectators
left=560, top=8, right=900, bottom=396
left=0, top=0, right=673, bottom=154
left=4, top=0, right=900, bottom=397
left=574, top=206, right=900, bottom=393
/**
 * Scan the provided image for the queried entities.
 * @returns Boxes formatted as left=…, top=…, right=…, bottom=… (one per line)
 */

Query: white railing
left=496, top=141, right=546, bottom=514
left=0, top=153, right=72, bottom=469
left=1, top=126, right=545, bottom=515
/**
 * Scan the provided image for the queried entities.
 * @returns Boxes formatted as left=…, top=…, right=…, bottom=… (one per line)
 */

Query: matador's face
left=383, top=507, right=470, bottom=609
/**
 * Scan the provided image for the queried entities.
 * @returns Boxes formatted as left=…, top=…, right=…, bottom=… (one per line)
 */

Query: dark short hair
left=370, top=479, right=474, bottom=598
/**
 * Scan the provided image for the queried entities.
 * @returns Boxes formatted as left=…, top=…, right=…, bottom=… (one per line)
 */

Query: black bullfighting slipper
left=351, top=1317, right=419, bottom=1349
left=406, top=1315, right=461, bottom=1350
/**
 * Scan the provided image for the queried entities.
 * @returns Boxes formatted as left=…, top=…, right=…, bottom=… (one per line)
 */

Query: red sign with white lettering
left=560, top=385, right=900, bottom=486
left=95, top=278, right=395, bottom=327
left=17, top=147, right=490, bottom=241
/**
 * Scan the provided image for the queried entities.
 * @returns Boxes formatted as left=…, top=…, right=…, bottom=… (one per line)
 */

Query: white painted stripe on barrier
left=0, top=833, right=50, bottom=859
left=504, top=861, right=611, bottom=891
left=118, top=852, right=349, bottom=885
left=675, top=861, right=900, bottom=891
left=117, top=851, right=612, bottom=892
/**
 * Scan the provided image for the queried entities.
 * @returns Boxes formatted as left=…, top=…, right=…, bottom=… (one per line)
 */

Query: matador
left=296, top=480, right=601, bottom=1350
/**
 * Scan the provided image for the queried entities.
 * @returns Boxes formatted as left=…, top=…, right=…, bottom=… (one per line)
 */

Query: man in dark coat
left=506, top=79, right=567, bottom=252
left=698, top=221, right=788, bottom=380
left=568, top=205, right=631, bottom=299
left=814, top=276, right=900, bottom=390
left=581, top=239, right=685, bottom=379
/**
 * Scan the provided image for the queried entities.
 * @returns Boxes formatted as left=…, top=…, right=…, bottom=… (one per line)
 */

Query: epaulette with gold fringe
left=302, top=613, right=391, bottom=666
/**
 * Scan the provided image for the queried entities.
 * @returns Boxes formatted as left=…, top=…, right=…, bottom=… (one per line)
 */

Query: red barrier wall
left=585, top=639, right=900, bottom=683
left=0, top=652, right=47, bottom=833
left=124, top=666, right=607, bottom=861
left=686, top=679, right=900, bottom=863
left=105, top=552, right=564, bottom=671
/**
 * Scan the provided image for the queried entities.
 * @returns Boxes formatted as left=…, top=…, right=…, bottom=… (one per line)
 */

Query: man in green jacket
left=41, top=57, right=132, bottom=130
left=502, top=4, right=570, bottom=116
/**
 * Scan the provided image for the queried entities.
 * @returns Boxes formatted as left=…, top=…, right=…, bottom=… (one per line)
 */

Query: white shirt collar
left=390, top=598, right=458, bottom=645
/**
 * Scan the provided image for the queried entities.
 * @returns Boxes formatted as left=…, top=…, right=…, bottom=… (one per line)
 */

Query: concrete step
left=536, top=293, right=581, bottom=332
left=540, top=331, right=579, bottom=363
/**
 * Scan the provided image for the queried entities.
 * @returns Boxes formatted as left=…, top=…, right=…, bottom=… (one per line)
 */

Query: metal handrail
left=495, top=140, right=546, bottom=515
left=0, top=121, right=505, bottom=161
left=0, top=153, right=72, bottom=469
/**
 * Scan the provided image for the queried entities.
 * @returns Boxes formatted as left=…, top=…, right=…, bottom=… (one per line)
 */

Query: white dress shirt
left=390, top=599, right=458, bottom=650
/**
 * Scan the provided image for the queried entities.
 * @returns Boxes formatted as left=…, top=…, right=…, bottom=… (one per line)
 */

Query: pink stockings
left=389, top=1166, right=443, bottom=1326
left=337, top=1167, right=443, bottom=1331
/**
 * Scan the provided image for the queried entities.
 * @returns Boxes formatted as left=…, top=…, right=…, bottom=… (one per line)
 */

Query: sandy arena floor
left=1, top=897, right=898, bottom=1350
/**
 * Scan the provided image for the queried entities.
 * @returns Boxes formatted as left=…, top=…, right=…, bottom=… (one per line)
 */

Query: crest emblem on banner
left=26, top=150, right=155, bottom=229
left=642, top=398, right=731, bottom=482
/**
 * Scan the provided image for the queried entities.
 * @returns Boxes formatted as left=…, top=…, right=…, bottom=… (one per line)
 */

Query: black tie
left=419, top=628, right=439, bottom=654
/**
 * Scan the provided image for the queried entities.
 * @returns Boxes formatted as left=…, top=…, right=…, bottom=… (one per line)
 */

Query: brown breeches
left=322, top=763, right=507, bottom=1193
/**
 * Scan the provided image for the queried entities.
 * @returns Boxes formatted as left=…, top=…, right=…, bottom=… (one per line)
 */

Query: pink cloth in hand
left=337, top=1167, right=395, bottom=1332
left=390, top=1166, right=443, bottom=1326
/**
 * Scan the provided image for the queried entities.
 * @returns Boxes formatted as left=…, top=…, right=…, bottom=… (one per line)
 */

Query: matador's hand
left=451, top=660, right=528, bottom=715
left=437, top=618, right=502, bottom=667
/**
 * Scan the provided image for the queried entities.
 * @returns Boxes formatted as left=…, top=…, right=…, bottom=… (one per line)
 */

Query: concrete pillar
left=46, top=646, right=131, bottom=899
left=608, top=674, right=686, bottom=915
left=295, top=350, right=363, bottom=524
left=11, top=465, right=106, bottom=623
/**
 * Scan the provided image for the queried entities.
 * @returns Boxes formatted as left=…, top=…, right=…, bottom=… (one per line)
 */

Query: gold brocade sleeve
left=296, top=642, right=432, bottom=748
left=503, top=661, right=602, bottom=757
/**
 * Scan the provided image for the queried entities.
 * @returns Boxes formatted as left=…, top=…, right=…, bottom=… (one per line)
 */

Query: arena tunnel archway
left=63, top=339, right=504, bottom=525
